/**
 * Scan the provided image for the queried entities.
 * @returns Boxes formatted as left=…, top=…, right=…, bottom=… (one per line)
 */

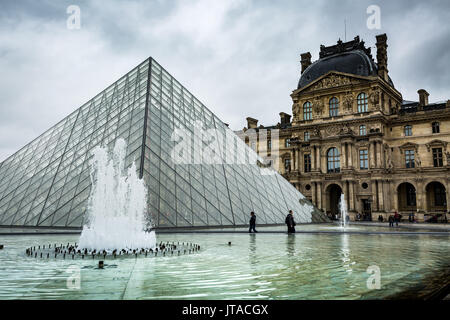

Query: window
left=304, top=154, right=311, bottom=172
left=304, top=131, right=310, bottom=142
left=285, top=138, right=291, bottom=148
left=405, top=150, right=415, bottom=168
left=432, top=122, right=440, bottom=134
left=359, top=149, right=368, bottom=170
left=432, top=148, right=443, bottom=167
left=250, top=141, right=257, bottom=151
left=303, top=102, right=312, bottom=120
left=362, top=182, right=368, bottom=189
left=327, top=147, right=340, bottom=173
left=267, top=140, right=271, bottom=151
left=404, top=125, right=412, bottom=136
left=359, top=125, right=366, bottom=136
left=357, top=93, right=368, bottom=113
left=329, top=97, right=339, bottom=117
left=284, top=159, right=291, bottom=172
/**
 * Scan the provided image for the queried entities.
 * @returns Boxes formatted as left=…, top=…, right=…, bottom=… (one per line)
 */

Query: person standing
left=394, top=211, right=400, bottom=227
left=285, top=210, right=296, bottom=233
left=249, top=212, right=257, bottom=233
left=388, top=215, right=394, bottom=227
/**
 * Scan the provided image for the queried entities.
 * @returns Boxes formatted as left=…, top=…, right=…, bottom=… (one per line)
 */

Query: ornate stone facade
left=237, top=34, right=450, bottom=222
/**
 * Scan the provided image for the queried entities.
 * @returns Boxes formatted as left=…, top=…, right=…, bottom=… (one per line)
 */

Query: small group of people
left=248, top=210, right=296, bottom=234
left=388, top=211, right=401, bottom=227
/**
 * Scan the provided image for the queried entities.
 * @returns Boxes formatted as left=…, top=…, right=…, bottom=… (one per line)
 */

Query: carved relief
left=312, top=127, right=321, bottom=138
left=312, top=97, right=324, bottom=117
left=339, top=124, right=354, bottom=135
left=385, top=144, right=394, bottom=171
left=324, top=125, right=340, bottom=137
left=310, top=74, right=352, bottom=91
left=370, top=89, right=380, bottom=110
left=343, top=92, right=353, bottom=113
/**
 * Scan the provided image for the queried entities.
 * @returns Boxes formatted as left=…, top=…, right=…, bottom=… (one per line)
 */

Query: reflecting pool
left=0, top=224, right=448, bottom=299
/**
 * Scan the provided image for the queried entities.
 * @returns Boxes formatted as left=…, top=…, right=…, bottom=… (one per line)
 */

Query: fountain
left=339, top=193, right=348, bottom=229
left=78, top=139, right=156, bottom=251
left=24, top=139, right=201, bottom=260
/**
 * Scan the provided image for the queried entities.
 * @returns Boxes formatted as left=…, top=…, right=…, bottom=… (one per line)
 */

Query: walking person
left=249, top=211, right=257, bottom=233
left=285, top=210, right=296, bottom=233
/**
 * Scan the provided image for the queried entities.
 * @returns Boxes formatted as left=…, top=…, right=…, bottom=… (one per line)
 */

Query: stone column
left=416, top=180, right=425, bottom=212
left=312, top=182, right=317, bottom=206
left=372, top=180, right=378, bottom=211
left=341, top=143, right=347, bottom=169
left=380, top=143, right=385, bottom=168
left=369, top=142, right=376, bottom=168
left=378, top=180, right=384, bottom=211
left=348, top=143, right=353, bottom=168
left=349, top=181, right=355, bottom=211
left=316, top=147, right=321, bottom=172
left=317, top=182, right=323, bottom=210
left=311, top=146, right=316, bottom=171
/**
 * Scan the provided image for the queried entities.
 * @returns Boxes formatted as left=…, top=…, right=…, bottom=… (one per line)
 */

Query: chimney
left=300, top=52, right=312, bottom=74
left=279, top=112, right=291, bottom=126
left=418, top=89, right=429, bottom=106
left=375, top=34, right=389, bottom=82
left=246, top=117, right=258, bottom=129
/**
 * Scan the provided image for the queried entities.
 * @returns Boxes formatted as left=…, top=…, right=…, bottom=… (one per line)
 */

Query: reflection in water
left=286, top=235, right=296, bottom=257
left=0, top=230, right=448, bottom=299
left=340, top=234, right=355, bottom=274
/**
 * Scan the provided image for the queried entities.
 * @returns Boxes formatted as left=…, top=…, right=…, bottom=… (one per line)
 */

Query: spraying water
left=339, top=193, right=348, bottom=229
left=78, top=139, right=156, bottom=251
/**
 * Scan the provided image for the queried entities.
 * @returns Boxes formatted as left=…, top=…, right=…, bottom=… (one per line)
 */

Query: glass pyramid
left=0, top=58, right=328, bottom=228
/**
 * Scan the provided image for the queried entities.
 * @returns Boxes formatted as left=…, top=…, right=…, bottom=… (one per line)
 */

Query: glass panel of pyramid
left=0, top=57, right=328, bottom=228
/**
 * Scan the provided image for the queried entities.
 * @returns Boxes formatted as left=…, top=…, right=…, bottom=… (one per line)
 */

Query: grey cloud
left=0, top=0, right=449, bottom=162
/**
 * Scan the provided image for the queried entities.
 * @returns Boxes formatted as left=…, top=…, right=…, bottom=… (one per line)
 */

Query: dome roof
left=297, top=37, right=394, bottom=89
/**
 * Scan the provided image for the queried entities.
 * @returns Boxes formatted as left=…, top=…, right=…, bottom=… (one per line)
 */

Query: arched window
left=303, top=102, right=312, bottom=120
left=359, top=125, right=366, bottom=136
left=327, top=147, right=340, bottom=173
left=329, top=97, right=339, bottom=117
left=357, top=93, right=368, bottom=113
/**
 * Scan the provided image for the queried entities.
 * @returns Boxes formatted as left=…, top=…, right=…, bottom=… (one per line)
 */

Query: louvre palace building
left=237, top=34, right=450, bottom=222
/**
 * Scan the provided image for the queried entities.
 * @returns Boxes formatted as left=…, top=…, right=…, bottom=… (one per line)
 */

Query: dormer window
left=404, top=125, right=412, bottom=136
left=432, top=122, right=440, bottom=134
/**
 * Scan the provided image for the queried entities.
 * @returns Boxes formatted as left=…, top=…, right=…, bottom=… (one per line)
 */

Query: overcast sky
left=0, top=0, right=449, bottom=162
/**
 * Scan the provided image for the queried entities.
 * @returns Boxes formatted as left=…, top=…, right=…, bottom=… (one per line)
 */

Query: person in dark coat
left=285, top=210, right=296, bottom=233
left=388, top=215, right=394, bottom=227
left=394, top=211, right=400, bottom=227
left=249, top=212, right=257, bottom=233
